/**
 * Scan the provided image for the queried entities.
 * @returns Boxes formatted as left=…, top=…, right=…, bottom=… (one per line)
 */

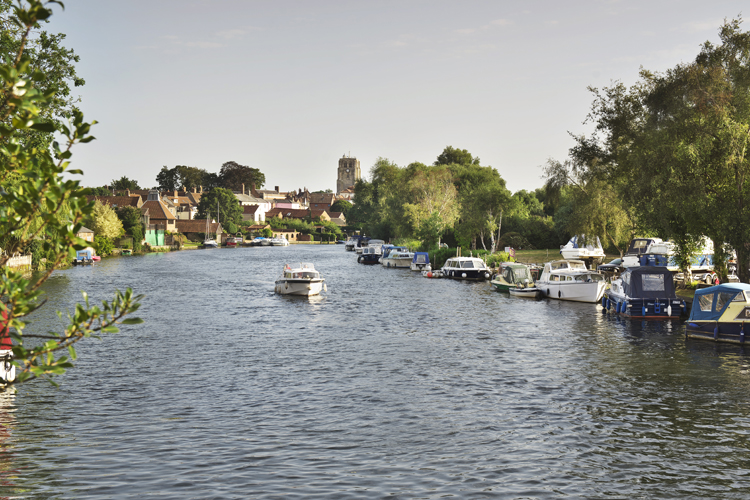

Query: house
left=76, top=226, right=95, bottom=243
left=266, top=208, right=332, bottom=221
left=309, top=192, right=336, bottom=211
left=141, top=190, right=176, bottom=245
left=175, top=219, right=223, bottom=243
left=234, top=188, right=271, bottom=221
left=328, top=211, right=347, bottom=226
left=337, top=187, right=355, bottom=201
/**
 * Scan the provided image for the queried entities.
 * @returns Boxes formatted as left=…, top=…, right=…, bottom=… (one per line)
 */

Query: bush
left=94, top=236, right=114, bottom=257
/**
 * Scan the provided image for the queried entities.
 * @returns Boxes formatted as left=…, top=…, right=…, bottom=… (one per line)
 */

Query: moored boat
left=274, top=263, right=326, bottom=296
left=509, top=284, right=541, bottom=298
left=559, top=235, right=606, bottom=265
left=382, top=248, right=413, bottom=268
left=537, top=260, right=606, bottom=303
left=602, top=266, right=685, bottom=318
left=441, top=257, right=491, bottom=281
left=685, top=283, right=750, bottom=343
left=410, top=252, right=431, bottom=271
left=358, top=246, right=381, bottom=264
left=491, top=263, right=535, bottom=292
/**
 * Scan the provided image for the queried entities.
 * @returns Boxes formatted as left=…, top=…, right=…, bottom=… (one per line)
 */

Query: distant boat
left=410, top=252, right=431, bottom=272
left=203, top=201, right=220, bottom=248
left=560, top=235, right=605, bottom=264
left=358, top=246, right=381, bottom=264
left=491, top=263, right=535, bottom=292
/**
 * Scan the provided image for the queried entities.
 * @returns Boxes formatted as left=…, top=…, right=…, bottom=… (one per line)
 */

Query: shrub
left=94, top=236, right=114, bottom=257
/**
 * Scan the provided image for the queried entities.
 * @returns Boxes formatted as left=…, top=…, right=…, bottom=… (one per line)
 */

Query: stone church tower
left=337, top=154, right=361, bottom=194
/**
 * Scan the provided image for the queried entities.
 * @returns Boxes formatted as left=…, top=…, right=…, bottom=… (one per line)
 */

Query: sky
left=46, top=0, right=747, bottom=194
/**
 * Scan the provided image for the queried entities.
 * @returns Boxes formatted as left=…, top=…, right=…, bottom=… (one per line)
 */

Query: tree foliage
left=110, top=175, right=140, bottom=191
left=87, top=200, right=123, bottom=240
left=196, top=187, right=242, bottom=226
left=0, top=0, right=142, bottom=387
left=219, top=161, right=265, bottom=192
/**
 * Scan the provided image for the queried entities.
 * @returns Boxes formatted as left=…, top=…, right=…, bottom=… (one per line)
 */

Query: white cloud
left=491, top=19, right=511, bottom=26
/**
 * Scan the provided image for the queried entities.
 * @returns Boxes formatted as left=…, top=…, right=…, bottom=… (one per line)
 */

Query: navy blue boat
left=602, top=266, right=685, bottom=319
left=686, top=283, right=750, bottom=343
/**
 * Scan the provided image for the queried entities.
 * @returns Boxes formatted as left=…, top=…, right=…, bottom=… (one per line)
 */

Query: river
left=3, top=245, right=750, bottom=498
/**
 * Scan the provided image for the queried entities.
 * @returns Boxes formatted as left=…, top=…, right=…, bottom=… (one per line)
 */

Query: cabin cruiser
left=269, top=236, right=289, bottom=246
left=686, top=283, right=750, bottom=343
left=621, top=237, right=714, bottom=272
left=345, top=236, right=364, bottom=252
left=410, top=252, right=431, bottom=271
left=358, top=246, right=381, bottom=264
left=441, top=257, right=491, bottom=281
left=537, top=260, right=606, bottom=303
left=603, top=266, right=685, bottom=318
left=274, top=263, right=326, bottom=296
left=559, top=235, right=606, bottom=263
left=382, top=248, right=413, bottom=268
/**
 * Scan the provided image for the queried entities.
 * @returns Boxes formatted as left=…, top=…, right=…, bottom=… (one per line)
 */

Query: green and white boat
left=491, top=263, right=535, bottom=292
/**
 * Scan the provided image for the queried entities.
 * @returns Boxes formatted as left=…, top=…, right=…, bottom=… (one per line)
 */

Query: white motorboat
left=537, top=259, right=606, bottom=303
left=269, top=237, right=289, bottom=246
left=509, top=284, right=541, bottom=298
left=441, top=256, right=491, bottom=281
left=274, top=263, right=326, bottom=296
left=382, top=249, right=413, bottom=268
left=559, top=235, right=605, bottom=263
left=621, top=237, right=714, bottom=272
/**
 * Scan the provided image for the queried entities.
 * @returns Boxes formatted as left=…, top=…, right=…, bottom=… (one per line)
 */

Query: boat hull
left=538, top=281, right=606, bottom=303
left=442, top=268, right=491, bottom=281
left=274, top=279, right=324, bottom=296
left=509, top=287, right=540, bottom=298
left=602, top=293, right=684, bottom=319
left=382, top=257, right=411, bottom=268
left=686, top=322, right=750, bottom=343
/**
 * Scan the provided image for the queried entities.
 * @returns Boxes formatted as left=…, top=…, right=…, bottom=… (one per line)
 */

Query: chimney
left=126, top=189, right=131, bottom=197
left=200, top=185, right=203, bottom=193
left=193, top=186, right=196, bottom=194
left=174, top=189, right=178, bottom=198
left=242, top=183, right=245, bottom=195
left=275, top=186, right=279, bottom=193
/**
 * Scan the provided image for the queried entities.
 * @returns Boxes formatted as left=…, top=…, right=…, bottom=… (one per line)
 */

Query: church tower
left=337, top=154, right=361, bottom=194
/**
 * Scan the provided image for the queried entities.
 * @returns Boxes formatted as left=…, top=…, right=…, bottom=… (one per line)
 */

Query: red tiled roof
left=141, top=200, right=176, bottom=220
left=243, top=205, right=259, bottom=214
left=87, top=195, right=141, bottom=208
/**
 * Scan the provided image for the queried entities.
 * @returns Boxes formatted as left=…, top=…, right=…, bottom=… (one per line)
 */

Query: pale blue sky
left=49, top=0, right=745, bottom=193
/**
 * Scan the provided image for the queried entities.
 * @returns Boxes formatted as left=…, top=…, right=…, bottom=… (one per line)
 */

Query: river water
left=3, top=245, right=750, bottom=498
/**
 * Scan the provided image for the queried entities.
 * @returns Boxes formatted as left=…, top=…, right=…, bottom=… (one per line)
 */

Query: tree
left=87, top=200, right=123, bottom=240
left=569, top=18, right=750, bottom=280
left=110, top=175, right=140, bottom=191
left=0, top=0, right=85, bottom=157
left=402, top=166, right=458, bottom=249
left=330, top=199, right=352, bottom=216
left=196, top=187, right=242, bottom=226
left=116, top=205, right=141, bottom=233
left=219, top=161, right=265, bottom=192
left=155, top=165, right=179, bottom=192
left=88, top=185, right=111, bottom=196
left=434, top=146, right=480, bottom=166
left=0, top=0, right=142, bottom=386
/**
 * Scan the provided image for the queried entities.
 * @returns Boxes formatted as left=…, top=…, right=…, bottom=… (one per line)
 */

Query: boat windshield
left=461, top=261, right=475, bottom=269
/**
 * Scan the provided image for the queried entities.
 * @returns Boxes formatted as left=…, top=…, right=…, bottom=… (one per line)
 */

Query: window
left=698, top=293, right=714, bottom=312
left=462, top=261, right=475, bottom=269
left=641, top=274, right=665, bottom=292
left=716, top=292, right=737, bottom=312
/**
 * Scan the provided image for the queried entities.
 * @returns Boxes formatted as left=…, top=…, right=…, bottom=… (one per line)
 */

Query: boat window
left=716, top=292, right=736, bottom=312
left=575, top=275, right=586, bottom=281
left=301, top=272, right=318, bottom=279
left=734, top=292, right=748, bottom=302
left=416, top=255, right=426, bottom=263
left=462, top=261, right=475, bottom=269
left=641, top=274, right=665, bottom=292
left=698, top=293, right=714, bottom=312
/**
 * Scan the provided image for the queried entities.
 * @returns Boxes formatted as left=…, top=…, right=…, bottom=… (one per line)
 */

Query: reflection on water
left=2, top=246, right=750, bottom=498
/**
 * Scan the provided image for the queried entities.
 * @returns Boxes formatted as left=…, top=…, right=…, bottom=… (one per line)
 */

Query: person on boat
left=0, top=303, right=15, bottom=384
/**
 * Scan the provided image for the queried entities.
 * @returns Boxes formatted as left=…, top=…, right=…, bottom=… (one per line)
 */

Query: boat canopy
left=562, top=235, right=603, bottom=251
left=688, top=283, right=750, bottom=322
left=620, top=266, right=676, bottom=299
left=501, top=263, right=533, bottom=284
left=412, top=252, right=429, bottom=264
left=76, top=249, right=92, bottom=259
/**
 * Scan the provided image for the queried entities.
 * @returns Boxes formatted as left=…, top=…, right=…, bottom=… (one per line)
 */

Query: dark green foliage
left=219, top=161, right=265, bottom=191
left=262, top=227, right=273, bottom=238
left=116, top=206, right=141, bottom=234
left=110, top=176, right=141, bottom=191
left=434, top=146, right=480, bottom=166
left=89, top=186, right=112, bottom=196
left=224, top=221, right=238, bottom=234
left=196, top=187, right=242, bottom=226
left=330, top=199, right=352, bottom=216
left=93, top=236, right=113, bottom=257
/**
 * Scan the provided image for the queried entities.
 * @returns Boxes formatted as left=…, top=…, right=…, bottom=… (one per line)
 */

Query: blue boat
left=602, top=266, right=685, bottom=319
left=73, top=249, right=94, bottom=266
left=685, top=283, right=750, bottom=343
left=357, top=246, right=381, bottom=264
left=410, top=252, right=431, bottom=271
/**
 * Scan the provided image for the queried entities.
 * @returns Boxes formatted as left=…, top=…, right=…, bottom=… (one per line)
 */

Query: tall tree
left=219, top=161, right=265, bottom=192
left=110, top=176, right=140, bottom=191
left=402, top=166, right=458, bottom=248
left=434, top=146, right=480, bottom=166
left=196, top=187, right=242, bottom=226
